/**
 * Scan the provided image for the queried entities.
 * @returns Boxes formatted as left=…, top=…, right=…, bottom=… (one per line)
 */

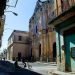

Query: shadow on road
left=0, top=60, right=42, bottom=75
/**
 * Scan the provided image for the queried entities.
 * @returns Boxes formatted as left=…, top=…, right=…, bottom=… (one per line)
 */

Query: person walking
left=22, top=58, right=26, bottom=68
left=14, top=59, right=19, bottom=70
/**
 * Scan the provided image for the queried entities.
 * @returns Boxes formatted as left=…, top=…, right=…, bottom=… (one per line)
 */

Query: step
left=51, top=71, right=75, bottom=75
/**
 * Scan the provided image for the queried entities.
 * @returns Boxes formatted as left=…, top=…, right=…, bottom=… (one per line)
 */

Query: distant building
left=29, top=0, right=56, bottom=62
left=49, top=0, right=75, bottom=72
left=7, top=30, right=31, bottom=61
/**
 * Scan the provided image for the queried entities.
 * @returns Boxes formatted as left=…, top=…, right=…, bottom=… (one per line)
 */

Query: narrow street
left=0, top=60, right=75, bottom=75
left=0, top=0, right=75, bottom=75
left=18, top=61, right=57, bottom=75
left=0, top=60, right=42, bottom=75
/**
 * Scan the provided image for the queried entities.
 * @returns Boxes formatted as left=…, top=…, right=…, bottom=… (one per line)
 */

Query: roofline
left=29, top=0, right=50, bottom=23
left=8, top=30, right=29, bottom=41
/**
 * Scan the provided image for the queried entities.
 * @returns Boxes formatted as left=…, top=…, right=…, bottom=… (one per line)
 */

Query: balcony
left=48, top=1, right=75, bottom=25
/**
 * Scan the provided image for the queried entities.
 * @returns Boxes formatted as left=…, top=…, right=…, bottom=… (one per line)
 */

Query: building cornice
left=8, top=30, right=29, bottom=41
left=48, top=6, right=75, bottom=26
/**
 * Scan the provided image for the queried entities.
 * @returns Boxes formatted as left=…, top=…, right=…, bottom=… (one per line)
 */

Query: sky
left=0, top=0, right=37, bottom=52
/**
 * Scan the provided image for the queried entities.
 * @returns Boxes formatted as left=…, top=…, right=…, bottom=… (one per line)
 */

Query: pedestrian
left=14, top=59, right=18, bottom=69
left=26, top=60, right=32, bottom=69
left=3, top=57, right=5, bottom=61
left=22, top=58, right=27, bottom=68
left=24, top=62, right=26, bottom=68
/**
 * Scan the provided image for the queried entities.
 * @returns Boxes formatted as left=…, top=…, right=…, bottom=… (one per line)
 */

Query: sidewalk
left=35, top=61, right=57, bottom=66
left=6, top=60, right=75, bottom=75
left=48, top=70, right=75, bottom=75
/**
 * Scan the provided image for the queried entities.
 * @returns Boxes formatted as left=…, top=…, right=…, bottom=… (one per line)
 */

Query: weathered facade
left=49, top=0, right=75, bottom=72
left=0, top=0, right=7, bottom=47
left=29, top=0, right=56, bottom=62
left=7, top=30, right=31, bottom=61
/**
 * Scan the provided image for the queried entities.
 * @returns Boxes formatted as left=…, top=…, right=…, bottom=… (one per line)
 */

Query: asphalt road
left=0, top=60, right=42, bottom=75
left=18, top=62, right=57, bottom=75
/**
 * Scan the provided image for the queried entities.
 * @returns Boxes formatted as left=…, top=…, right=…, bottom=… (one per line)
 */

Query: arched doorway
left=53, top=42, right=56, bottom=62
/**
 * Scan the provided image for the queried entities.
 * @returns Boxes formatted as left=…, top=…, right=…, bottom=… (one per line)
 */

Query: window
left=18, top=36, right=22, bottom=41
left=61, top=0, right=69, bottom=11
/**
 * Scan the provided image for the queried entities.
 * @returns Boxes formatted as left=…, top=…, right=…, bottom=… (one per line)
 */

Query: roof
left=8, top=30, right=29, bottom=40
left=29, top=0, right=50, bottom=24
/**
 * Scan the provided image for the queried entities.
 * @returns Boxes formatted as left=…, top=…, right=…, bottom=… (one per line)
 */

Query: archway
left=53, top=42, right=56, bottom=62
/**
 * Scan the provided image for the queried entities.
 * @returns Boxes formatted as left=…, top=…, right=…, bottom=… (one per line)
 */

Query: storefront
left=49, top=5, right=75, bottom=72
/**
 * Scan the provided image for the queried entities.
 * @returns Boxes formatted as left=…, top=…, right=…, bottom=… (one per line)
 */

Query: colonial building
left=29, top=0, right=56, bottom=62
left=0, top=0, right=7, bottom=47
left=7, top=30, right=31, bottom=61
left=49, top=0, right=75, bottom=72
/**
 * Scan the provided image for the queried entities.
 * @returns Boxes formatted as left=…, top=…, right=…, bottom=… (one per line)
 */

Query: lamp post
left=4, top=11, right=18, bottom=16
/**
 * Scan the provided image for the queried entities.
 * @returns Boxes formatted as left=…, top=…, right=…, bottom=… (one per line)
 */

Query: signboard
left=71, top=47, right=75, bottom=58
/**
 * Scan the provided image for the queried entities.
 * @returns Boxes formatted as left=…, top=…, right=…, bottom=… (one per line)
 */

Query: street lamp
left=4, top=11, right=18, bottom=16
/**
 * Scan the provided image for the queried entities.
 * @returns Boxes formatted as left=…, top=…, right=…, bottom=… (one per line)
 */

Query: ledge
left=48, top=6, right=75, bottom=26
